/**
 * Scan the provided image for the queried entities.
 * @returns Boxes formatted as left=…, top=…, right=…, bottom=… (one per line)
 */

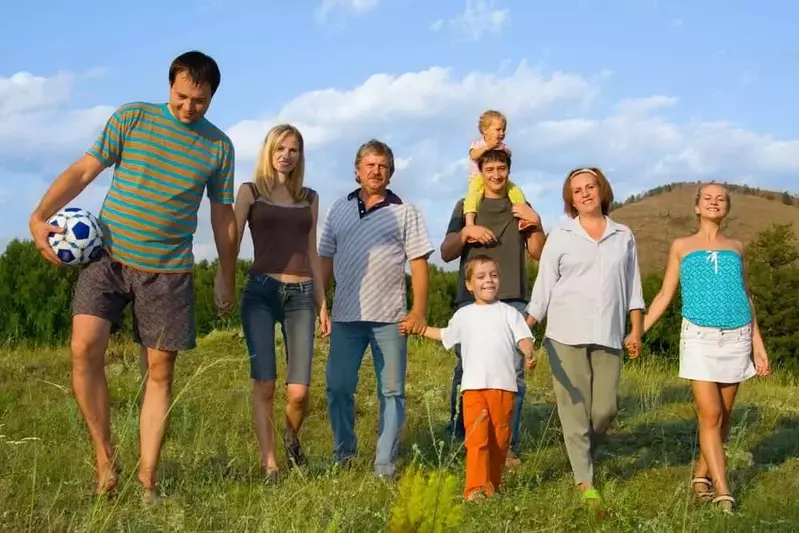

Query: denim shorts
left=240, top=273, right=317, bottom=385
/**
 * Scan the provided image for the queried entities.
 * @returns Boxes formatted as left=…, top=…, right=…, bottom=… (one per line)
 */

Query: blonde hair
left=253, top=124, right=307, bottom=201
left=694, top=181, right=731, bottom=221
left=464, top=254, right=500, bottom=282
left=695, top=181, right=731, bottom=210
left=562, top=167, right=615, bottom=218
left=478, top=110, right=507, bottom=135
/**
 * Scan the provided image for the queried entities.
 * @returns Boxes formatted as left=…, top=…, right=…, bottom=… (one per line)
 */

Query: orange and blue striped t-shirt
left=87, top=102, right=235, bottom=273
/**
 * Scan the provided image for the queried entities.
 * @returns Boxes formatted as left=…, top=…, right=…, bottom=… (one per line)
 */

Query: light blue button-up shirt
left=526, top=216, right=645, bottom=350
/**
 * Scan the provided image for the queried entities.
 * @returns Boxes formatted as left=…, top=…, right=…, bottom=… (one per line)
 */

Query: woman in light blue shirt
left=643, top=182, right=770, bottom=514
left=526, top=167, right=645, bottom=506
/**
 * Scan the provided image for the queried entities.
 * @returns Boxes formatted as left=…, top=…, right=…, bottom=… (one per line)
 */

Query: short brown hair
left=562, top=167, right=615, bottom=218
left=464, top=254, right=500, bottom=282
left=478, top=109, right=507, bottom=134
left=477, top=149, right=512, bottom=173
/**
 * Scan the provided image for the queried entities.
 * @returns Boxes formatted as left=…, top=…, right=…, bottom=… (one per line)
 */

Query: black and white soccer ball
left=47, top=207, right=104, bottom=266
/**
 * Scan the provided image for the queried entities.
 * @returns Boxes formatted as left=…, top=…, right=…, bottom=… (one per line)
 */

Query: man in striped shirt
left=319, top=139, right=434, bottom=478
left=28, top=51, right=238, bottom=502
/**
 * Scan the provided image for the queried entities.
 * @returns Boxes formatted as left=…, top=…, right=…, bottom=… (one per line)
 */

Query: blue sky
left=2, top=0, right=797, bottom=266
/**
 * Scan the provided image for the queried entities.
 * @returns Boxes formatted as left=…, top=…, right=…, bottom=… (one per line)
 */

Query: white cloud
left=432, top=0, right=510, bottom=41
left=2, top=61, right=798, bottom=267
left=315, top=0, right=379, bottom=22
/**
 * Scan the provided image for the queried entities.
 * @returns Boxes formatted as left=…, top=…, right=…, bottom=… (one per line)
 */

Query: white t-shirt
left=440, top=301, right=533, bottom=393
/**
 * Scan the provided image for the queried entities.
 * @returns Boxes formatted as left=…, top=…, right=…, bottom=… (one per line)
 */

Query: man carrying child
left=439, top=148, right=545, bottom=465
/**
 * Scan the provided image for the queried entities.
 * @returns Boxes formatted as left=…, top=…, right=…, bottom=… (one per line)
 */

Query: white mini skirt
left=678, top=318, right=756, bottom=384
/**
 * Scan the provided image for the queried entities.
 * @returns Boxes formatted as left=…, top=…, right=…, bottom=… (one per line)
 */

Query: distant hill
left=609, top=182, right=799, bottom=275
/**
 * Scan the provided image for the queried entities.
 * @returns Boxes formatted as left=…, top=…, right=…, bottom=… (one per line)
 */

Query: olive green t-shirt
left=446, top=197, right=529, bottom=306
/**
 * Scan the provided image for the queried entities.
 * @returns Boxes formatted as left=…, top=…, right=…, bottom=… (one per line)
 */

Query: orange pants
left=462, top=389, right=516, bottom=499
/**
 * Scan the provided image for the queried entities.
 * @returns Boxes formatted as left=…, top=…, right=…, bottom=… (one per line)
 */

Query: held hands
left=525, top=353, right=537, bottom=370
left=623, top=333, right=642, bottom=359
left=29, top=215, right=64, bottom=266
left=398, top=310, right=426, bottom=337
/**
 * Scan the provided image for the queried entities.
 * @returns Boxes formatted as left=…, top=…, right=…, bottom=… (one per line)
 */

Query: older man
left=319, top=139, right=433, bottom=478
left=440, top=148, right=545, bottom=465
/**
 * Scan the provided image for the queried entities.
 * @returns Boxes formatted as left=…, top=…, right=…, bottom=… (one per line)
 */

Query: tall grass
left=1, top=331, right=798, bottom=532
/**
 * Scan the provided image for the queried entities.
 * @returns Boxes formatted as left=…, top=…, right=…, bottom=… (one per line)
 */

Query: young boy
left=464, top=110, right=532, bottom=231
left=400, top=254, right=536, bottom=501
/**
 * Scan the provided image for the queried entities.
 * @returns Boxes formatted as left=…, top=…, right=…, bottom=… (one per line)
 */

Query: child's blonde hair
left=464, top=254, right=500, bottom=282
left=478, top=110, right=507, bottom=135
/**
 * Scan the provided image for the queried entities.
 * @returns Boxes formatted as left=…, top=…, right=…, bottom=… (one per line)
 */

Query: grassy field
left=2, top=331, right=799, bottom=532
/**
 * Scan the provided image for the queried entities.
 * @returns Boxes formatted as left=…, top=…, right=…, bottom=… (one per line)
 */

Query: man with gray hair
left=319, top=139, right=433, bottom=478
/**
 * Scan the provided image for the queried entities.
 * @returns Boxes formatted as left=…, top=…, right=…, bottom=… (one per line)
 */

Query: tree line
left=609, top=181, right=799, bottom=211
left=2, top=224, right=798, bottom=372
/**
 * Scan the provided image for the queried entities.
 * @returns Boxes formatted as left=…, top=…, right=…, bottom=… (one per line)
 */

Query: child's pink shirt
left=469, top=138, right=509, bottom=177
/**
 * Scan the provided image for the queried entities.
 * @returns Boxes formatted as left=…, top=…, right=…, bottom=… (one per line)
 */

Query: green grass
left=2, top=331, right=799, bottom=532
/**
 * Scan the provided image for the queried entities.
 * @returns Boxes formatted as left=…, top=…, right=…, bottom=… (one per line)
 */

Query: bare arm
left=320, top=257, right=334, bottom=295
left=518, top=337, right=534, bottom=359
left=232, top=183, right=254, bottom=253
left=440, top=230, right=468, bottom=263
left=643, top=240, right=682, bottom=332
left=308, top=194, right=328, bottom=312
left=408, top=257, right=429, bottom=318
left=525, top=227, right=546, bottom=261
left=737, top=240, right=767, bottom=353
left=210, top=201, right=238, bottom=292
left=421, top=325, right=442, bottom=341
left=29, top=154, right=108, bottom=264
left=31, top=154, right=106, bottom=222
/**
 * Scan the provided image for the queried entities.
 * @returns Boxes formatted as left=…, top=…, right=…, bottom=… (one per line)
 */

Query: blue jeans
left=326, top=321, right=407, bottom=477
left=449, top=299, right=528, bottom=453
left=239, top=273, right=316, bottom=385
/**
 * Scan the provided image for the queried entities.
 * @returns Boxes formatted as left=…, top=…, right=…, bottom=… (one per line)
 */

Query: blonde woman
left=229, top=124, right=331, bottom=482
left=643, top=182, right=770, bottom=514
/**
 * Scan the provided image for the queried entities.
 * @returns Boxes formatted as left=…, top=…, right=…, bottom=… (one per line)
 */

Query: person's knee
left=286, top=385, right=309, bottom=408
left=253, top=380, right=276, bottom=402
left=71, top=316, right=111, bottom=370
left=144, top=350, right=176, bottom=386
left=698, top=406, right=723, bottom=429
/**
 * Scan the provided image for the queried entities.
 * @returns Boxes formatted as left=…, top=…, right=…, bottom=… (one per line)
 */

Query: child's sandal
left=712, top=494, right=735, bottom=515
left=691, top=477, right=714, bottom=502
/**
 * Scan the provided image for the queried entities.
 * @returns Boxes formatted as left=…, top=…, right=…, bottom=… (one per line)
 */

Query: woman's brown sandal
left=712, top=494, right=735, bottom=515
left=691, top=477, right=714, bottom=502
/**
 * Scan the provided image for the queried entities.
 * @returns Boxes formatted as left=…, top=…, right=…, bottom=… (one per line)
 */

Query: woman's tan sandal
left=712, top=494, right=735, bottom=514
left=691, top=477, right=714, bottom=501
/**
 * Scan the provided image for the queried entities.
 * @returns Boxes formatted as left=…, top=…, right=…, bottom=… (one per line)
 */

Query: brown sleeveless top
left=246, top=182, right=316, bottom=278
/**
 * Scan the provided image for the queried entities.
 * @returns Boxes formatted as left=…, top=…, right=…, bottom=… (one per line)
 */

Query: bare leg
left=252, top=380, right=278, bottom=473
left=138, top=347, right=177, bottom=501
left=693, top=384, right=739, bottom=492
left=284, top=384, right=310, bottom=466
left=71, top=315, right=118, bottom=495
left=691, top=380, right=733, bottom=505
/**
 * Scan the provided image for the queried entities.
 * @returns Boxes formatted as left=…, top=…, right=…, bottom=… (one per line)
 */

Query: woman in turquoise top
left=642, top=182, right=770, bottom=515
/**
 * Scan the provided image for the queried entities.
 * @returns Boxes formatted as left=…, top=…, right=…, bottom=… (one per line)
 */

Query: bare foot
left=505, top=453, right=521, bottom=468
left=141, top=486, right=161, bottom=505
left=96, top=461, right=121, bottom=497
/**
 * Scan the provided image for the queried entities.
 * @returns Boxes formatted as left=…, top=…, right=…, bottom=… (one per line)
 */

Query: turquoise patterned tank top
left=679, top=250, right=752, bottom=329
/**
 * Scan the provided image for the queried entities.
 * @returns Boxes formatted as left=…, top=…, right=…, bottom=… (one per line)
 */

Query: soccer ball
left=47, top=207, right=105, bottom=266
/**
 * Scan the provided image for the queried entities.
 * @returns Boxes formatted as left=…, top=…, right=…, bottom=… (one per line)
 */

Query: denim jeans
left=326, top=321, right=407, bottom=477
left=449, top=299, right=528, bottom=453
left=239, top=273, right=316, bottom=385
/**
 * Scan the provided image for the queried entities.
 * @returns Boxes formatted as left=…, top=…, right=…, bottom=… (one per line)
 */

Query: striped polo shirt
left=318, top=189, right=434, bottom=323
left=87, top=101, right=235, bottom=273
